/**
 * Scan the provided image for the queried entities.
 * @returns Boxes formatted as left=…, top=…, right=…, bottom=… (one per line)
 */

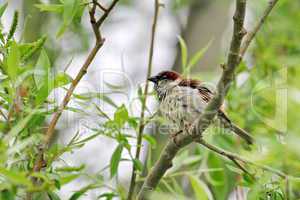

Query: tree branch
left=137, top=0, right=280, bottom=199
left=195, top=138, right=286, bottom=178
left=31, top=0, right=120, bottom=178
left=127, top=0, right=160, bottom=199
left=240, top=0, right=279, bottom=58
left=137, top=134, right=192, bottom=200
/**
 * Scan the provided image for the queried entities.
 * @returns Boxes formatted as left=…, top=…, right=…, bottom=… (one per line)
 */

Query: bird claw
left=170, top=130, right=182, bottom=147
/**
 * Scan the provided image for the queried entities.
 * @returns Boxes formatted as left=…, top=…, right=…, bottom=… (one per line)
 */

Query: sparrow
left=148, top=70, right=254, bottom=145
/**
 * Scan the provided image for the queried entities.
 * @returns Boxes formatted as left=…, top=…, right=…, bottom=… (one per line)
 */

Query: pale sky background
left=1, top=0, right=257, bottom=199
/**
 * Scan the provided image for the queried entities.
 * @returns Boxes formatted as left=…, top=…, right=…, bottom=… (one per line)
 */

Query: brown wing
left=179, top=78, right=227, bottom=113
left=179, top=79, right=253, bottom=144
left=179, top=79, right=214, bottom=103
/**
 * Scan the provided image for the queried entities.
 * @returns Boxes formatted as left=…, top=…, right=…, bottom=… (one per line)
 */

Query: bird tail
left=230, top=123, right=254, bottom=145
left=218, top=110, right=254, bottom=145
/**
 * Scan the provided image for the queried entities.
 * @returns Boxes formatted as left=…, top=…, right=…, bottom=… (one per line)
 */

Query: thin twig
left=0, top=109, right=7, bottom=121
left=239, top=0, right=279, bottom=58
left=95, top=1, right=108, bottom=12
left=30, top=0, right=120, bottom=182
left=137, top=0, right=280, bottom=198
left=97, top=0, right=120, bottom=27
left=195, top=138, right=284, bottom=177
left=127, top=1, right=160, bottom=199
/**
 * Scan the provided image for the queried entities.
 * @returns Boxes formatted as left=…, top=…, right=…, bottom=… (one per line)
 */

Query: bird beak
left=148, top=76, right=158, bottom=83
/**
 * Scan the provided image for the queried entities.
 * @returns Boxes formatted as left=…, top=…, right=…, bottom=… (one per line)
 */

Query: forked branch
left=127, top=0, right=161, bottom=199
left=137, top=0, right=280, bottom=199
left=32, top=0, right=120, bottom=175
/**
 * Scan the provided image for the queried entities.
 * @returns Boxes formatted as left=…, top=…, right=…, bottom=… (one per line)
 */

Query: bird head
left=148, top=70, right=181, bottom=87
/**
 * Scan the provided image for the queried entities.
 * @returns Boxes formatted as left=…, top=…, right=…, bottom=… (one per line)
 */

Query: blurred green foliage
left=0, top=0, right=299, bottom=200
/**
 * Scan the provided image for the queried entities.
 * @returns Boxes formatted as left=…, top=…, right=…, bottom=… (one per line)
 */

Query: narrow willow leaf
left=225, top=164, right=243, bottom=175
left=114, top=104, right=129, bottom=128
left=36, top=72, right=72, bottom=105
left=21, top=36, right=47, bottom=62
left=189, top=175, right=212, bottom=200
left=184, top=40, right=212, bottom=75
left=206, top=153, right=225, bottom=186
left=7, top=41, right=20, bottom=82
left=69, top=184, right=99, bottom=200
left=7, top=11, right=18, bottom=42
left=34, top=49, right=50, bottom=90
left=57, top=0, right=80, bottom=37
left=0, top=190, right=15, bottom=200
left=59, top=174, right=80, bottom=185
left=35, top=83, right=52, bottom=105
left=178, top=35, right=188, bottom=71
left=97, top=192, right=117, bottom=200
left=161, top=180, right=176, bottom=194
left=143, top=134, right=157, bottom=148
left=104, top=81, right=126, bottom=90
left=0, top=167, right=31, bottom=186
left=94, top=93, right=118, bottom=108
left=110, top=144, right=123, bottom=178
left=47, top=191, right=61, bottom=200
left=55, top=164, right=85, bottom=172
left=133, top=158, right=143, bottom=172
left=53, top=72, right=72, bottom=88
left=0, top=3, right=8, bottom=18
left=6, top=110, right=38, bottom=138
left=35, top=4, right=64, bottom=13
left=73, top=3, right=86, bottom=23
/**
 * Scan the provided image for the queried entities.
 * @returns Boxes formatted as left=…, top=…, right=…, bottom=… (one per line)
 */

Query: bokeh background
left=1, top=0, right=299, bottom=199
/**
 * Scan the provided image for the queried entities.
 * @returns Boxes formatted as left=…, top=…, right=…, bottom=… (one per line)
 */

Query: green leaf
left=114, top=104, right=129, bottom=128
left=98, top=94, right=118, bottom=108
left=35, top=72, right=72, bottom=105
left=110, top=144, right=123, bottom=178
left=133, top=158, right=143, bottom=172
left=54, top=72, right=72, bottom=88
left=69, top=184, right=99, bottom=200
left=59, top=174, right=80, bottom=185
left=7, top=110, right=38, bottom=138
left=178, top=35, right=188, bottom=71
left=7, top=11, right=18, bottom=42
left=35, top=4, right=64, bottom=13
left=0, top=167, right=31, bottom=187
left=7, top=41, right=20, bottom=82
left=34, top=49, right=51, bottom=90
left=21, top=36, right=47, bottom=62
left=57, top=0, right=80, bottom=37
left=97, top=192, right=117, bottom=200
left=189, top=175, right=212, bottom=200
left=104, top=81, right=126, bottom=90
left=206, top=153, right=225, bottom=186
left=35, top=83, right=51, bottom=105
left=225, top=164, right=243, bottom=175
left=55, top=164, right=85, bottom=172
left=73, top=3, right=86, bottom=23
left=56, top=25, right=67, bottom=38
left=184, top=40, right=211, bottom=75
left=48, top=191, right=61, bottom=200
left=0, top=190, right=15, bottom=200
left=63, top=0, right=79, bottom=24
left=143, top=134, right=157, bottom=148
left=0, top=3, right=8, bottom=18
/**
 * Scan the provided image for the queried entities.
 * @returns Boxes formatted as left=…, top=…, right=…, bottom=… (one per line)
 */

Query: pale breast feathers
left=159, top=80, right=212, bottom=127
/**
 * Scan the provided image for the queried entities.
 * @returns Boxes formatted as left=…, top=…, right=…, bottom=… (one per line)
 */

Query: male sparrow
left=148, top=70, right=254, bottom=145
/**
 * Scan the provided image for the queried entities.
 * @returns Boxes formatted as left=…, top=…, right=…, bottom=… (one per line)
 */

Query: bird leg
left=170, top=130, right=183, bottom=147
